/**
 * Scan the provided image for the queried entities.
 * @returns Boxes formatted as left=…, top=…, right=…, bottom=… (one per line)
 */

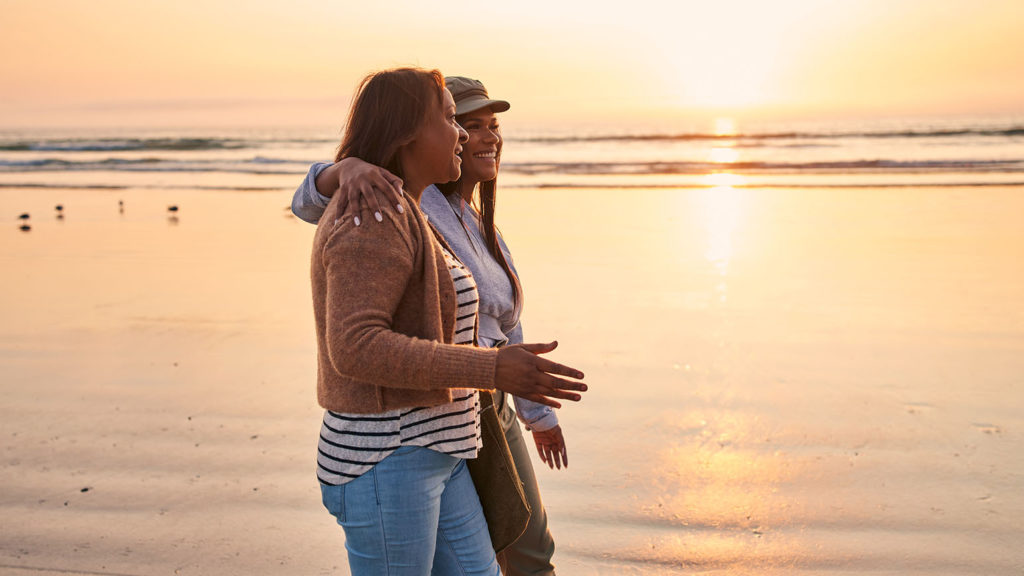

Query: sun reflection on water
left=697, top=119, right=747, bottom=283
left=694, top=182, right=744, bottom=278
left=714, top=117, right=737, bottom=136
left=709, top=146, right=740, bottom=164
left=700, top=172, right=747, bottom=188
left=636, top=410, right=802, bottom=570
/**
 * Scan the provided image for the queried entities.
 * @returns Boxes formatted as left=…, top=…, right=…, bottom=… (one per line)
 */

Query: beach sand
left=2, top=184, right=1022, bottom=575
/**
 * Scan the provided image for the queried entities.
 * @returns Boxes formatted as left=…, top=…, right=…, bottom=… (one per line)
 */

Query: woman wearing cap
left=294, top=77, right=568, bottom=576
left=308, top=68, right=586, bottom=575
left=294, top=75, right=569, bottom=573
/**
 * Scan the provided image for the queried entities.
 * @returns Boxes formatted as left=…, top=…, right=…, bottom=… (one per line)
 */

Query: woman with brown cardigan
left=311, top=67, right=586, bottom=575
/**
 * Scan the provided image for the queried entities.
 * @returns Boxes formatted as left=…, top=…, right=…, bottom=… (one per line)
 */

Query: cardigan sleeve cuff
left=429, top=344, right=498, bottom=391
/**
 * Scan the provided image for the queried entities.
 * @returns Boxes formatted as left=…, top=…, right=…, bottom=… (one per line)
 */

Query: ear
left=395, top=130, right=417, bottom=147
left=392, top=122, right=423, bottom=178
left=392, top=141, right=413, bottom=179
left=393, top=133, right=417, bottom=161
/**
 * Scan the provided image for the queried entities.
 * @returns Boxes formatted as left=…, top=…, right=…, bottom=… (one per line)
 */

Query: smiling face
left=400, top=88, right=469, bottom=197
left=457, top=108, right=503, bottom=187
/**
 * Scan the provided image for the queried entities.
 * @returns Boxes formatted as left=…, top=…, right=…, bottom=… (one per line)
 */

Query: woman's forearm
left=292, top=162, right=333, bottom=224
left=319, top=219, right=497, bottom=392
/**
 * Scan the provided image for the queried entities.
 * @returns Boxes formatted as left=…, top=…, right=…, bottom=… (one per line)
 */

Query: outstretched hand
left=531, top=425, right=568, bottom=470
left=318, top=157, right=404, bottom=225
left=494, top=341, right=586, bottom=409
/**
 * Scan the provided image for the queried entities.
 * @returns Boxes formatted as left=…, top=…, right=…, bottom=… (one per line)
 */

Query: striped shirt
left=316, top=243, right=482, bottom=485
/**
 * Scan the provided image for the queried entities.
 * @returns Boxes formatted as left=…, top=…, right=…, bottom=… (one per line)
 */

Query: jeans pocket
left=320, top=483, right=346, bottom=522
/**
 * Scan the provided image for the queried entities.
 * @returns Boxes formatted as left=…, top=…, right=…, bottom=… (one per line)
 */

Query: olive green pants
left=495, top=392, right=557, bottom=576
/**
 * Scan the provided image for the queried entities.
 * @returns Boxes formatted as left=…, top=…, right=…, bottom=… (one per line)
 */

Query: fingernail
left=374, top=211, right=383, bottom=222
left=353, top=216, right=361, bottom=226
left=396, top=204, right=404, bottom=214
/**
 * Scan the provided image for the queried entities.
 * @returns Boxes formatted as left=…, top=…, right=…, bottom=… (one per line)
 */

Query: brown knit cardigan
left=311, top=192, right=499, bottom=414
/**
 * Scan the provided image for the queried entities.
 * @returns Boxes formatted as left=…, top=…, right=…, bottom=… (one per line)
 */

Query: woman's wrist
left=314, top=162, right=340, bottom=198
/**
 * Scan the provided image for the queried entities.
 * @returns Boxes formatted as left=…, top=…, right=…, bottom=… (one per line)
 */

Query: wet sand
left=1, top=184, right=1022, bottom=575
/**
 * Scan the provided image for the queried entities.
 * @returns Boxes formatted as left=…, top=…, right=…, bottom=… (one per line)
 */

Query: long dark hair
left=437, top=122, right=521, bottom=310
left=335, top=67, right=445, bottom=179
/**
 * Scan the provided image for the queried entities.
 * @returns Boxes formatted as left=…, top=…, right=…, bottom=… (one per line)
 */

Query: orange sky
left=1, top=0, right=1022, bottom=128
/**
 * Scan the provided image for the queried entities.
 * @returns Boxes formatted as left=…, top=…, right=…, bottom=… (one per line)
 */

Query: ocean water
left=1, top=115, right=1022, bottom=194
left=2, top=116, right=1023, bottom=574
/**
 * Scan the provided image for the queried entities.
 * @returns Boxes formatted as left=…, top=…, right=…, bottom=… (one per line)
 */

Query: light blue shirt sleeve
left=502, top=319, right=559, bottom=432
left=513, top=398, right=559, bottom=432
left=291, top=162, right=333, bottom=224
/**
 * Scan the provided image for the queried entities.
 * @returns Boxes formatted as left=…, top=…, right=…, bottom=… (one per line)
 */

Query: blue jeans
left=320, top=446, right=500, bottom=576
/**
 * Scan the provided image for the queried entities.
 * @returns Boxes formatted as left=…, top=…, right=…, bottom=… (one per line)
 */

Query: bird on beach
left=167, top=205, right=179, bottom=212
left=55, top=204, right=65, bottom=220
left=19, top=223, right=31, bottom=232
left=18, top=213, right=29, bottom=220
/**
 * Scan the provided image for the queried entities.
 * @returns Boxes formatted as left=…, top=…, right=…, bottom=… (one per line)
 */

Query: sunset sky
left=2, top=0, right=1022, bottom=128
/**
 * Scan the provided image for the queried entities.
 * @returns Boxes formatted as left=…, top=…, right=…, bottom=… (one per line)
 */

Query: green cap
left=445, top=76, right=511, bottom=116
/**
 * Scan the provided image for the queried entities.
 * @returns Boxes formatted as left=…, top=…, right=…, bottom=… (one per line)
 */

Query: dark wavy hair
left=335, top=67, right=446, bottom=180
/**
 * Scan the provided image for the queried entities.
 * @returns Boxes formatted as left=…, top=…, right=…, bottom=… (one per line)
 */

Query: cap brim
left=455, top=98, right=511, bottom=116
